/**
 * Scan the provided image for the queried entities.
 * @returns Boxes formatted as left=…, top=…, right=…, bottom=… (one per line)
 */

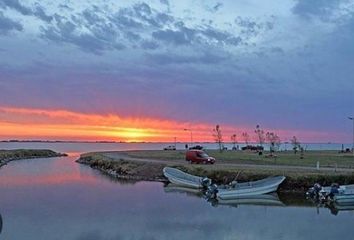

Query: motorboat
left=307, top=183, right=354, bottom=204
left=163, top=167, right=210, bottom=189
left=307, top=183, right=354, bottom=196
left=163, top=167, right=285, bottom=198
left=333, top=193, right=354, bottom=204
left=209, top=176, right=286, bottom=200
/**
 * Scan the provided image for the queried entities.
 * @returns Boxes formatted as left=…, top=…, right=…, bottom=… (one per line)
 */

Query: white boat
left=215, top=176, right=286, bottom=200
left=319, top=184, right=354, bottom=195
left=334, top=194, right=354, bottom=204
left=333, top=187, right=354, bottom=204
left=163, top=167, right=208, bottom=189
left=163, top=167, right=286, bottom=198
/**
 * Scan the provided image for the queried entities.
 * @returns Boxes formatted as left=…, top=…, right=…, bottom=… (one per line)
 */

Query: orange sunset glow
left=0, top=106, right=218, bottom=142
left=0, top=106, right=337, bottom=142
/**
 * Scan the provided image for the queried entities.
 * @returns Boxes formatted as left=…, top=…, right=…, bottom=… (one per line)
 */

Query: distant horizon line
left=0, top=139, right=352, bottom=145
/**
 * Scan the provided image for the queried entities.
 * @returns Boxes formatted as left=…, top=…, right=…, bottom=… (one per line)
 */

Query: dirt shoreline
left=77, top=151, right=354, bottom=192
left=0, top=149, right=67, bottom=168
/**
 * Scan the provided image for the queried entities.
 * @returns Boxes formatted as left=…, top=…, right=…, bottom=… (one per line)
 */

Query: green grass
left=0, top=149, right=66, bottom=162
left=122, top=150, right=354, bottom=168
left=79, top=151, right=354, bottom=190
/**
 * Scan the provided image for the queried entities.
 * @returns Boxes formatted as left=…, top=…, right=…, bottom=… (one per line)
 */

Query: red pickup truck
left=185, top=150, right=215, bottom=164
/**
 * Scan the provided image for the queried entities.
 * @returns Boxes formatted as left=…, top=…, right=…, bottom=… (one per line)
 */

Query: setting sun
left=107, top=127, right=161, bottom=142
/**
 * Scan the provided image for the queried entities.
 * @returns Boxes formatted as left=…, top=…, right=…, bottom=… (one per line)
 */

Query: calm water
left=1, top=143, right=354, bottom=240
left=0, top=141, right=352, bottom=153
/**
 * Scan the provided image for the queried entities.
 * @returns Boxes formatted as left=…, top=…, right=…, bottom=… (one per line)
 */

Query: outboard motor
left=306, top=183, right=322, bottom=197
left=205, top=183, right=218, bottom=199
left=328, top=183, right=340, bottom=199
left=201, top=177, right=211, bottom=190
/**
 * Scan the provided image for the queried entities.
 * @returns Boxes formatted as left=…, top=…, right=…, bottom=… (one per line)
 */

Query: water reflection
left=211, top=194, right=284, bottom=207
left=164, top=184, right=285, bottom=207
left=306, top=198, right=354, bottom=216
left=165, top=184, right=354, bottom=216
left=1, top=155, right=354, bottom=240
left=163, top=184, right=204, bottom=198
left=0, top=213, right=2, bottom=235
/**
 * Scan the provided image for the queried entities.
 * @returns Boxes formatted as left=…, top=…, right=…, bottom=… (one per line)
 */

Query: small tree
left=266, top=132, right=281, bottom=153
left=242, top=132, right=250, bottom=145
left=291, top=136, right=301, bottom=154
left=231, top=134, right=237, bottom=149
left=213, top=124, right=224, bottom=152
left=254, top=125, right=265, bottom=147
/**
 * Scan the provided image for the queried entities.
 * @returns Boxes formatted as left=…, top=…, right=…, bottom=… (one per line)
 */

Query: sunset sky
left=0, top=0, right=353, bottom=142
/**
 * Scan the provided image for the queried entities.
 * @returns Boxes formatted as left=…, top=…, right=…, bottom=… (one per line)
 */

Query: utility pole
left=183, top=128, right=193, bottom=146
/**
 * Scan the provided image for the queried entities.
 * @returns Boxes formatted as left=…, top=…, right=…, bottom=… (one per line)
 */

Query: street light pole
left=183, top=128, right=193, bottom=146
left=349, top=117, right=354, bottom=156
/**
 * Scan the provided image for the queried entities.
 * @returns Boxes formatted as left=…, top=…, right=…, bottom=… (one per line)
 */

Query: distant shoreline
left=0, top=140, right=351, bottom=144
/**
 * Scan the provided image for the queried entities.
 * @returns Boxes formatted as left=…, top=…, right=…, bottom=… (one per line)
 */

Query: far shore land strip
left=76, top=149, right=354, bottom=192
left=0, top=149, right=67, bottom=168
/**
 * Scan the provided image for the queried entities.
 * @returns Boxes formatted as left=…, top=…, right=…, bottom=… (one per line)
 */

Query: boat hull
left=166, top=176, right=201, bottom=188
left=217, top=176, right=286, bottom=200
left=334, top=194, right=354, bottom=204
left=163, top=167, right=203, bottom=189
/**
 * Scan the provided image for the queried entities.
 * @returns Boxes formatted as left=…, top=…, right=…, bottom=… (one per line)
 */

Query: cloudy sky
left=0, top=0, right=353, bottom=142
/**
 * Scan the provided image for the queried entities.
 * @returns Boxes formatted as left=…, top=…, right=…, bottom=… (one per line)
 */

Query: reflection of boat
left=0, top=214, right=2, bottom=234
left=164, top=184, right=284, bottom=207
left=163, top=167, right=208, bottom=188
left=325, top=202, right=354, bottom=215
left=163, top=184, right=204, bottom=198
left=216, top=194, right=285, bottom=207
left=215, top=176, right=286, bottom=200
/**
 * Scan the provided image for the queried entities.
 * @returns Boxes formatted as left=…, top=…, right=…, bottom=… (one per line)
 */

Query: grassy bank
left=77, top=151, right=354, bottom=192
left=0, top=149, right=67, bottom=167
left=122, top=150, right=354, bottom=168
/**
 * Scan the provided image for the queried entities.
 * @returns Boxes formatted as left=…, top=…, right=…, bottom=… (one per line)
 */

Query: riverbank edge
left=0, top=149, right=68, bottom=168
left=76, top=152, right=354, bottom=192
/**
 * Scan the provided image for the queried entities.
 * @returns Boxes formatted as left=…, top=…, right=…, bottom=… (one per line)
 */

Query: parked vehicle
left=163, top=145, right=176, bottom=150
left=241, top=145, right=264, bottom=151
left=189, top=145, right=203, bottom=150
left=185, top=150, right=215, bottom=164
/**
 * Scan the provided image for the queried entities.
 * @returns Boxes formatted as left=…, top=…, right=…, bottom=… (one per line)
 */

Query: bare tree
left=231, top=134, right=237, bottom=150
left=254, top=125, right=265, bottom=147
left=213, top=124, right=224, bottom=152
left=242, top=132, right=250, bottom=145
left=266, top=132, right=281, bottom=154
left=291, top=136, right=301, bottom=154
